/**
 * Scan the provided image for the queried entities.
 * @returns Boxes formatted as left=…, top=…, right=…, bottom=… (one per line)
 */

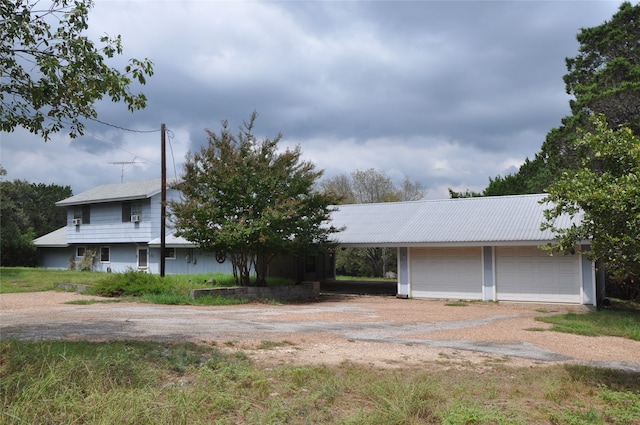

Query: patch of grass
left=335, top=275, right=396, bottom=282
left=444, top=301, right=468, bottom=307
left=256, top=340, right=296, bottom=350
left=0, top=267, right=105, bottom=293
left=64, top=299, right=122, bottom=305
left=1, top=268, right=294, bottom=306
left=1, top=340, right=639, bottom=425
left=535, top=304, right=640, bottom=341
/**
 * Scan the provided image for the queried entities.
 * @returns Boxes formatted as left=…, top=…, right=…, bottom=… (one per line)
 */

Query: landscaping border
left=190, top=281, right=320, bottom=301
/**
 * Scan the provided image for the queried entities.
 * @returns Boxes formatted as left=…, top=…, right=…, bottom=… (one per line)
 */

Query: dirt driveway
left=1, top=291, right=639, bottom=372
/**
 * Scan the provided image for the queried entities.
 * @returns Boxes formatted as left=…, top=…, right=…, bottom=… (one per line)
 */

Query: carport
left=328, top=194, right=597, bottom=305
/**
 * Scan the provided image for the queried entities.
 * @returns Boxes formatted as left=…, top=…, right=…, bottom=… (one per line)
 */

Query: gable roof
left=56, top=179, right=165, bottom=206
left=329, top=194, right=580, bottom=247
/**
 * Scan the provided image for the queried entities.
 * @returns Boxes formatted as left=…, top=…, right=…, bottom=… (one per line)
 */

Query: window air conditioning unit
left=131, top=215, right=141, bottom=223
left=72, top=218, right=81, bottom=226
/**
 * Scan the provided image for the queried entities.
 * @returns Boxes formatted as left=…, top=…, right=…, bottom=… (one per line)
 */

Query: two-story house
left=33, top=179, right=234, bottom=275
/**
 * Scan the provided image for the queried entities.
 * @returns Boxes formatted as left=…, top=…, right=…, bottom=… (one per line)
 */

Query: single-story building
left=328, top=194, right=598, bottom=306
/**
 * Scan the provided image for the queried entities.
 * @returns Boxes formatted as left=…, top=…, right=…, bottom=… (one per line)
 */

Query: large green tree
left=1, top=0, right=153, bottom=140
left=479, top=2, right=640, bottom=197
left=542, top=115, right=639, bottom=284
left=170, top=112, right=341, bottom=286
left=0, top=176, right=72, bottom=266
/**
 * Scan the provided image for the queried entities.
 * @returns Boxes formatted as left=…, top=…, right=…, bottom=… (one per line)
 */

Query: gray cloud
left=1, top=0, right=624, bottom=198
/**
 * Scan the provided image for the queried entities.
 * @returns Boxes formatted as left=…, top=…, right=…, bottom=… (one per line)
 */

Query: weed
left=445, top=301, right=468, bottom=307
left=256, top=340, right=295, bottom=350
left=2, top=340, right=639, bottom=425
left=536, top=308, right=640, bottom=341
left=64, top=299, right=122, bottom=305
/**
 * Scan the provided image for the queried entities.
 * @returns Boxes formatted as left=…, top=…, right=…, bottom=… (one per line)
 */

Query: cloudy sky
left=1, top=0, right=624, bottom=199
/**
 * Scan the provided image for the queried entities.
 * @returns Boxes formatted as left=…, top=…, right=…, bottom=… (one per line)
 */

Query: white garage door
left=495, top=246, right=581, bottom=303
left=410, top=247, right=482, bottom=299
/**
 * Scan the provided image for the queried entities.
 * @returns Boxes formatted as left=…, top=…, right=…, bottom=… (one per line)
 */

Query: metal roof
left=33, top=227, right=69, bottom=247
left=329, top=194, right=580, bottom=247
left=56, top=179, right=164, bottom=206
left=148, top=232, right=196, bottom=248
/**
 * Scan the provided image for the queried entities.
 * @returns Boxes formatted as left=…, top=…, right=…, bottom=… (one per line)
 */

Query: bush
left=92, top=269, right=170, bottom=297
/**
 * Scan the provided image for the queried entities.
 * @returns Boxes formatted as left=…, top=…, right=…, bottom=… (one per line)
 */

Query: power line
left=89, top=117, right=161, bottom=134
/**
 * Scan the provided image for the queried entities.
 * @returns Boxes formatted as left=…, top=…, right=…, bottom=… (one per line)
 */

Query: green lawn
left=0, top=267, right=292, bottom=305
left=536, top=301, right=640, bottom=341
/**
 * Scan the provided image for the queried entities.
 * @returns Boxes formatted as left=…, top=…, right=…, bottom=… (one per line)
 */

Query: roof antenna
left=108, top=157, right=144, bottom=183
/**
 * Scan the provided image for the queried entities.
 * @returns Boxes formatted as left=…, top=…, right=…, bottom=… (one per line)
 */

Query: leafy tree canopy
left=0, top=175, right=72, bottom=266
left=1, top=0, right=154, bottom=140
left=320, top=168, right=424, bottom=204
left=542, top=115, right=640, bottom=283
left=478, top=2, right=640, bottom=197
left=170, top=112, right=341, bottom=286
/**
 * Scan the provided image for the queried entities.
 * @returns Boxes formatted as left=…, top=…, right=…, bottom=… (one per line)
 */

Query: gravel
left=1, top=291, right=639, bottom=371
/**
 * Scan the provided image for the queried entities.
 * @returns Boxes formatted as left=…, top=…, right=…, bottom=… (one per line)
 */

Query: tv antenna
left=108, top=157, right=144, bottom=182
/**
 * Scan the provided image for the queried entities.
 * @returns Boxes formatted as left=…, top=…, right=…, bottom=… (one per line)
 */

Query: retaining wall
left=190, top=281, right=320, bottom=301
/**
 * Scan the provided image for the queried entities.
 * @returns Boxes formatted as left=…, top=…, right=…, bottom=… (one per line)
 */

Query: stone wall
left=189, top=281, right=320, bottom=301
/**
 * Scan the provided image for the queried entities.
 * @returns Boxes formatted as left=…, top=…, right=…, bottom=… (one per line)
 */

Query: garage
left=410, top=247, right=483, bottom=299
left=495, top=246, right=581, bottom=303
left=330, top=194, right=596, bottom=306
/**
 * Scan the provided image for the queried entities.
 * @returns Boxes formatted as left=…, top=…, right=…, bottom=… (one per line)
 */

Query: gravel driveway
left=1, top=291, right=639, bottom=372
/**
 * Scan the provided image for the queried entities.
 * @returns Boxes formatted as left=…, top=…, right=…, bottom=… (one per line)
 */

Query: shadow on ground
left=320, top=280, right=397, bottom=296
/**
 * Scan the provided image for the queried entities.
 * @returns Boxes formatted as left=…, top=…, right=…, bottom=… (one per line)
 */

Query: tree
left=482, top=2, right=640, bottom=196
left=170, top=112, right=341, bottom=286
left=0, top=177, right=72, bottom=266
left=542, top=115, right=639, bottom=285
left=320, top=169, right=425, bottom=277
left=1, top=0, right=154, bottom=140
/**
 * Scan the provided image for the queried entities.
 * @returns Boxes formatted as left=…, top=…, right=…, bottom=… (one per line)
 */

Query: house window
left=164, top=248, right=176, bottom=259
left=122, top=202, right=143, bottom=222
left=100, top=247, right=110, bottom=262
left=122, top=202, right=131, bottom=222
left=74, top=206, right=90, bottom=224
left=76, top=247, right=86, bottom=257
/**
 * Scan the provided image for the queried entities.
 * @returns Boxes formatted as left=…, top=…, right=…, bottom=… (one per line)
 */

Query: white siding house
left=329, top=195, right=597, bottom=306
left=34, top=179, right=234, bottom=275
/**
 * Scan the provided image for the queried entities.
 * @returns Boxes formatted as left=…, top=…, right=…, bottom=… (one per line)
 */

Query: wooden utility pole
left=160, top=123, right=166, bottom=277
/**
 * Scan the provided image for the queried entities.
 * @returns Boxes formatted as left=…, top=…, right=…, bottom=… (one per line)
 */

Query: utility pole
left=160, top=123, right=166, bottom=277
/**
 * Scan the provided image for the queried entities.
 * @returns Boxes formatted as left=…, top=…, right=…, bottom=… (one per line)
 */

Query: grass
left=535, top=301, right=640, bottom=341
left=0, top=267, right=293, bottom=305
left=1, top=339, right=639, bottom=424
left=0, top=267, right=106, bottom=293
left=335, top=275, right=396, bottom=282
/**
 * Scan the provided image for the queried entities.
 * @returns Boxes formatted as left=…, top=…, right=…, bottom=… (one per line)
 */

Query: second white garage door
left=410, top=247, right=483, bottom=299
left=495, top=246, right=581, bottom=303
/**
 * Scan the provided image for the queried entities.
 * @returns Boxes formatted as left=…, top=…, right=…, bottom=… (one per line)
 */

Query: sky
left=1, top=0, right=625, bottom=199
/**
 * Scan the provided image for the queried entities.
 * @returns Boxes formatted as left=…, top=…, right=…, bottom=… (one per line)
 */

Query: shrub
left=92, top=268, right=170, bottom=297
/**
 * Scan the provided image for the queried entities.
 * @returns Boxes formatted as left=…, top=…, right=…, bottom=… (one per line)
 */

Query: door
left=495, top=246, right=581, bottom=303
left=410, top=247, right=483, bottom=299
left=138, top=248, right=148, bottom=271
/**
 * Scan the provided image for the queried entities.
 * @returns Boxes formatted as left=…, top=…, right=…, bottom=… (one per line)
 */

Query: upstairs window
left=74, top=206, right=90, bottom=224
left=122, top=202, right=143, bottom=222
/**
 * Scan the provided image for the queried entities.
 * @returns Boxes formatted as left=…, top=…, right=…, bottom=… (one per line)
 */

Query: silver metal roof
left=329, top=194, right=579, bottom=247
left=56, top=179, right=164, bottom=206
